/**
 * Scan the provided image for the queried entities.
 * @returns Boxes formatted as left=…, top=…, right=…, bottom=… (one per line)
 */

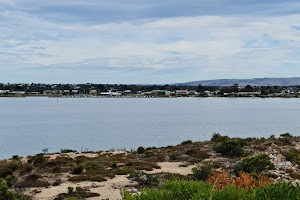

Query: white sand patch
left=148, top=162, right=196, bottom=176
left=26, top=175, right=136, bottom=200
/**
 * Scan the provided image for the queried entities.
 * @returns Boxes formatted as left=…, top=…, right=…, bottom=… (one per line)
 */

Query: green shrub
left=268, top=134, right=276, bottom=140
left=0, top=178, right=23, bottom=200
left=280, top=133, right=294, bottom=138
left=60, top=149, right=77, bottom=153
left=128, top=172, right=158, bottom=187
left=121, top=179, right=300, bottom=200
left=211, top=133, right=230, bottom=142
left=28, top=153, right=46, bottom=166
left=111, top=162, right=118, bottom=169
left=213, top=140, right=245, bottom=157
left=144, top=151, right=154, bottom=158
left=11, top=155, right=20, bottom=161
left=72, top=165, right=84, bottom=175
left=234, top=154, right=274, bottom=174
left=181, top=140, right=192, bottom=145
left=192, top=165, right=212, bottom=181
left=137, top=147, right=145, bottom=154
left=285, top=150, right=300, bottom=165
left=169, top=152, right=180, bottom=160
left=4, top=176, right=17, bottom=188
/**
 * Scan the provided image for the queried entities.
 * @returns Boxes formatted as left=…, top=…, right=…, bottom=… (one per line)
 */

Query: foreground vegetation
left=122, top=179, right=300, bottom=200
left=0, top=133, right=299, bottom=199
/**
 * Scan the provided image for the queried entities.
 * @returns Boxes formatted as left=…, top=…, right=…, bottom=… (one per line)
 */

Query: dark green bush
left=128, top=172, right=158, bottom=187
left=211, top=133, right=230, bottom=142
left=72, top=165, right=84, bottom=175
left=234, top=154, right=274, bottom=174
left=137, top=147, right=145, bottom=154
left=28, top=153, right=46, bottom=166
left=192, top=165, right=212, bottom=181
left=213, top=140, right=245, bottom=157
left=111, top=162, right=118, bottom=169
left=60, top=149, right=77, bottom=153
left=280, top=133, right=293, bottom=138
left=285, top=150, right=300, bottom=165
left=0, top=178, right=23, bottom=200
left=169, top=152, right=180, bottom=160
left=181, top=140, right=192, bottom=145
left=144, top=151, right=154, bottom=158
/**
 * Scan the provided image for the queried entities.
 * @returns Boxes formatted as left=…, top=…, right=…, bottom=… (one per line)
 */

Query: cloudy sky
left=1, top=0, right=300, bottom=84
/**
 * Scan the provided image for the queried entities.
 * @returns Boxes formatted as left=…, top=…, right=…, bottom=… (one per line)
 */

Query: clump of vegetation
left=60, top=149, right=77, bottom=153
left=285, top=150, right=300, bottom=165
left=207, top=170, right=272, bottom=189
left=181, top=140, right=192, bottom=145
left=213, top=140, right=245, bottom=157
left=54, top=186, right=100, bottom=200
left=128, top=172, right=159, bottom=187
left=169, top=152, right=180, bottom=160
left=69, top=175, right=106, bottom=182
left=17, top=173, right=50, bottom=188
left=280, top=133, right=294, bottom=138
left=234, top=154, right=274, bottom=174
left=0, top=178, right=25, bottom=200
left=192, top=165, right=212, bottom=181
left=71, top=165, right=84, bottom=175
left=211, top=133, right=230, bottom=142
left=28, top=153, right=46, bottom=166
left=11, top=155, right=20, bottom=161
left=137, top=147, right=145, bottom=154
left=122, top=175, right=299, bottom=200
left=111, top=162, right=118, bottom=169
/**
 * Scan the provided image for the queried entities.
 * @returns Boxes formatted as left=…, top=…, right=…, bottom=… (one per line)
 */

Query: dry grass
left=207, top=170, right=272, bottom=189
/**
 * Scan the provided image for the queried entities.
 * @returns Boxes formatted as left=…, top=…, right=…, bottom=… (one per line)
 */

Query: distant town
left=1, top=83, right=300, bottom=98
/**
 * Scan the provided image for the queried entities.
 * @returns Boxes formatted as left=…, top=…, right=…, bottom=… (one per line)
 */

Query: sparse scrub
left=192, top=164, right=212, bottom=181
left=213, top=140, right=245, bottom=157
left=280, top=133, right=294, bottom=138
left=233, top=154, right=274, bottom=174
left=211, top=133, right=230, bottom=142
left=128, top=171, right=159, bottom=187
left=181, top=140, right=192, bottom=145
left=60, top=149, right=77, bottom=153
left=137, top=147, right=145, bottom=154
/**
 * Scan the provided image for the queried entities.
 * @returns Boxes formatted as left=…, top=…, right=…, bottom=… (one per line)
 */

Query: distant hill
left=173, top=77, right=300, bottom=86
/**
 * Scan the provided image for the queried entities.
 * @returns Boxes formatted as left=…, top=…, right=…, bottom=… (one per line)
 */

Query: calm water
left=0, top=97, right=299, bottom=159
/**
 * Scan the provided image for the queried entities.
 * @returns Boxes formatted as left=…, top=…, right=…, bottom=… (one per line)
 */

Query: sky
left=1, top=0, right=300, bottom=84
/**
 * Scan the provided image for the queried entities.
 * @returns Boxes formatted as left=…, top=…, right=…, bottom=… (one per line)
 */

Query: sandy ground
left=25, top=175, right=136, bottom=200
left=23, top=162, right=195, bottom=200
left=148, top=162, right=196, bottom=176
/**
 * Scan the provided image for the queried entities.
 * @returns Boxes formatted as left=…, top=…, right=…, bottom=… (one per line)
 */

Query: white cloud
left=1, top=2, right=300, bottom=83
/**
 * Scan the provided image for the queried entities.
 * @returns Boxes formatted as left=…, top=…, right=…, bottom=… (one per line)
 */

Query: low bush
left=69, top=175, right=106, bottom=182
left=180, top=140, right=192, bottom=145
left=192, top=165, right=212, bottom=181
left=17, top=173, right=50, bottom=188
left=137, top=147, right=145, bottom=154
left=169, top=152, right=180, bottom=160
left=211, top=133, right=230, bottom=142
left=280, top=133, right=294, bottom=138
left=54, top=187, right=100, bottom=200
left=60, top=149, right=77, bottom=153
left=213, top=140, right=245, bottom=157
left=144, top=151, right=154, bottom=158
left=128, top=171, right=158, bottom=187
left=285, top=150, right=300, bottom=165
left=121, top=178, right=299, bottom=200
left=234, top=154, right=274, bottom=174
left=0, top=178, right=24, bottom=200
left=72, top=165, right=84, bottom=175
left=28, top=153, right=46, bottom=166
